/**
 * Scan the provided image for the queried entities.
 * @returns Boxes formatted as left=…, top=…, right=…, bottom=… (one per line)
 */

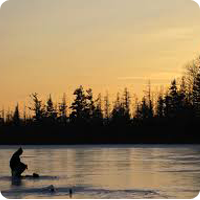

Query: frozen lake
left=0, top=145, right=200, bottom=199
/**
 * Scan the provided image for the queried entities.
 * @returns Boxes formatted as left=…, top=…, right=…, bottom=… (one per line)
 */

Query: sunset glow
left=0, top=0, right=200, bottom=111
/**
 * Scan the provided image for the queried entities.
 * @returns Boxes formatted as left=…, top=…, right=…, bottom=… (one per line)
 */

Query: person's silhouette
left=10, top=147, right=28, bottom=178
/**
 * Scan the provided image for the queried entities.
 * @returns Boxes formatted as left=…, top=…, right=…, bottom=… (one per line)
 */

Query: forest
left=0, top=57, right=200, bottom=144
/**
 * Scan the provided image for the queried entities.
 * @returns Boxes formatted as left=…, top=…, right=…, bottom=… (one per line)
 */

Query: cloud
left=118, top=76, right=172, bottom=81
left=118, top=77, right=149, bottom=81
left=117, top=71, right=182, bottom=83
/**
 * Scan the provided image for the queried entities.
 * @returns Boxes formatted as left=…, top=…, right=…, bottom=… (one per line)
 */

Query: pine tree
left=144, top=81, right=154, bottom=118
left=111, top=92, right=131, bottom=124
left=93, top=93, right=103, bottom=125
left=135, top=97, right=150, bottom=120
left=141, top=97, right=150, bottom=120
left=104, top=92, right=111, bottom=124
left=12, top=103, right=20, bottom=126
left=59, top=93, right=67, bottom=123
left=164, top=93, right=171, bottom=118
left=86, top=88, right=95, bottom=120
left=46, top=94, right=57, bottom=123
left=156, top=94, right=164, bottom=118
left=29, top=93, right=45, bottom=122
left=168, top=79, right=179, bottom=118
left=122, top=88, right=131, bottom=121
left=70, top=85, right=88, bottom=123
left=111, top=93, right=123, bottom=122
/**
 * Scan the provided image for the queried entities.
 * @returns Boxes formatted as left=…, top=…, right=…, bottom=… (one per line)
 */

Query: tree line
left=1, top=56, right=200, bottom=127
left=0, top=57, right=200, bottom=144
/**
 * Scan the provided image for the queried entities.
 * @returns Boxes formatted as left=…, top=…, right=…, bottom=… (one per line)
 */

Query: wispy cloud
left=117, top=76, right=171, bottom=81
left=117, top=72, right=182, bottom=82
left=118, top=77, right=148, bottom=80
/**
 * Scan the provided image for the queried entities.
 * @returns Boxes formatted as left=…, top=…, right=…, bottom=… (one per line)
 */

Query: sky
left=0, top=0, right=200, bottom=112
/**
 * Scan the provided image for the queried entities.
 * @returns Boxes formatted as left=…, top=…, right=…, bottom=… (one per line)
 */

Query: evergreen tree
left=111, top=92, right=130, bottom=124
left=148, top=99, right=154, bottom=119
left=46, top=94, right=57, bottom=123
left=178, top=76, right=190, bottom=117
left=135, top=103, right=141, bottom=120
left=29, top=93, right=45, bottom=122
left=122, top=88, right=131, bottom=121
left=86, top=88, right=95, bottom=120
left=144, top=81, right=154, bottom=118
left=104, top=92, right=111, bottom=124
left=59, top=93, right=67, bottom=123
left=12, top=103, right=20, bottom=126
left=156, top=94, right=164, bottom=118
left=70, top=86, right=88, bottom=123
left=93, top=93, right=103, bottom=125
left=179, top=77, right=186, bottom=105
left=111, top=93, right=123, bottom=122
left=168, top=79, right=179, bottom=118
left=135, top=97, right=150, bottom=120
left=185, top=61, right=199, bottom=105
left=164, top=93, right=171, bottom=118
left=141, top=97, right=150, bottom=120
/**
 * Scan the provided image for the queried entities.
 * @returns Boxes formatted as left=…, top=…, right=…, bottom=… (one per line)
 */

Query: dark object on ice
left=10, top=147, right=28, bottom=178
left=41, top=185, right=56, bottom=193
left=33, top=173, right=40, bottom=178
left=69, top=188, right=72, bottom=198
left=46, top=185, right=56, bottom=193
left=24, top=173, right=40, bottom=179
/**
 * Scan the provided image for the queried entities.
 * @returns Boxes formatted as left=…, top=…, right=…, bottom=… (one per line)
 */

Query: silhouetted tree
left=86, top=88, right=95, bottom=120
left=122, top=88, right=131, bottom=121
left=168, top=79, right=179, bottom=117
left=179, top=77, right=186, bottom=105
left=29, top=93, right=45, bottom=123
left=135, top=103, right=141, bottom=120
left=111, top=93, right=122, bottom=122
left=12, top=104, right=21, bottom=126
left=104, top=92, right=111, bottom=124
left=58, top=93, right=67, bottom=124
left=93, top=93, right=103, bottom=125
left=148, top=100, right=154, bottom=119
left=45, top=94, right=57, bottom=124
left=156, top=94, right=164, bottom=118
left=144, top=81, right=154, bottom=118
left=135, top=97, right=150, bottom=120
left=70, top=86, right=88, bottom=123
left=111, top=92, right=131, bottom=124
left=177, top=76, right=192, bottom=119
left=164, top=92, right=171, bottom=118
left=185, top=59, right=199, bottom=105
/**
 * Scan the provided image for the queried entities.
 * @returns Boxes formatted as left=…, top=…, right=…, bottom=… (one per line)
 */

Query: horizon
left=0, top=0, right=200, bottom=111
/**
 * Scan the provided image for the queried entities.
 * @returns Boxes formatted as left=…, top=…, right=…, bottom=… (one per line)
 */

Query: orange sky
left=0, top=0, right=200, bottom=113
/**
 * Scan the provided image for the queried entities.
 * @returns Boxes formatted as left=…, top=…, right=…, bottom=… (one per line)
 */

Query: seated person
left=10, top=147, right=28, bottom=178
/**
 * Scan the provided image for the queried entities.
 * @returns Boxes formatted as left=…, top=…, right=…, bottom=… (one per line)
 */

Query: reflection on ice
left=0, top=145, right=200, bottom=199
